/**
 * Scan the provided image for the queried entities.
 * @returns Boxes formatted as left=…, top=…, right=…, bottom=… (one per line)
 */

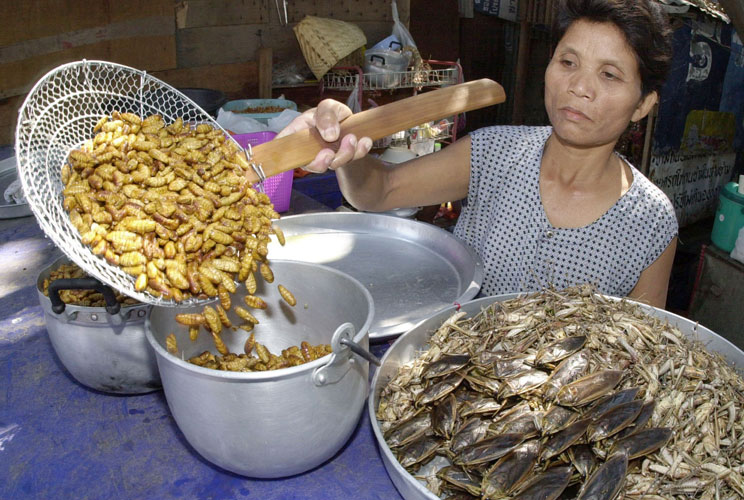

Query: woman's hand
left=276, top=99, right=373, bottom=173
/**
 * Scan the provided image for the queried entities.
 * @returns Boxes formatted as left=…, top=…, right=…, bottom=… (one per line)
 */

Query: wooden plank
left=512, top=0, right=533, bottom=124
left=258, top=47, right=273, bottom=98
left=177, top=25, right=261, bottom=67
left=151, top=61, right=259, bottom=99
left=410, top=0, right=460, bottom=61
left=109, top=0, right=173, bottom=21
left=176, top=0, right=267, bottom=28
left=718, top=0, right=744, bottom=41
left=176, top=20, right=394, bottom=68
left=1, top=0, right=173, bottom=46
left=1, top=0, right=108, bottom=46
left=109, top=35, right=177, bottom=73
left=271, top=0, right=409, bottom=23
left=0, top=16, right=174, bottom=65
left=0, top=36, right=176, bottom=99
left=641, top=104, right=658, bottom=177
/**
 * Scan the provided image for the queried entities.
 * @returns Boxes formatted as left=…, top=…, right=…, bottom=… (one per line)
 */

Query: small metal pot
left=36, top=256, right=159, bottom=394
left=146, top=260, right=375, bottom=478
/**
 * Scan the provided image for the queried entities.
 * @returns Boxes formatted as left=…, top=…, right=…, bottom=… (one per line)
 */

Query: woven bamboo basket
left=293, top=16, right=367, bottom=80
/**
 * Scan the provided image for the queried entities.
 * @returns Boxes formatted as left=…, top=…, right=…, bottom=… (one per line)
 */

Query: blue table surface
left=0, top=143, right=405, bottom=499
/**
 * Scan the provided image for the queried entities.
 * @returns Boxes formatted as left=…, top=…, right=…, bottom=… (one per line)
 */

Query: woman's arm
left=277, top=99, right=472, bottom=212
left=627, top=237, right=678, bottom=309
left=335, top=136, right=472, bottom=212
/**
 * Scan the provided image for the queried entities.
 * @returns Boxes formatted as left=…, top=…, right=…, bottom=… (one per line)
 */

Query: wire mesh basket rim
left=14, top=59, right=254, bottom=307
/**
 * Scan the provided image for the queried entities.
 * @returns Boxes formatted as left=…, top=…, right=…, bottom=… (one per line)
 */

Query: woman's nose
left=568, top=71, right=595, bottom=100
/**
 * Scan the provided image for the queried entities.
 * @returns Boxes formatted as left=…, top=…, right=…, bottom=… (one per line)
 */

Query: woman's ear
left=631, top=91, right=658, bottom=123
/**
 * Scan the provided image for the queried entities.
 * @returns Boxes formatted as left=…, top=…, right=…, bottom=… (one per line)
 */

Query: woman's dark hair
left=552, top=0, right=673, bottom=95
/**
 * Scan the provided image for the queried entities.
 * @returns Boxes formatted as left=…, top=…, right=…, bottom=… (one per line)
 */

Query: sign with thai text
left=649, top=151, right=735, bottom=227
left=474, top=0, right=518, bottom=22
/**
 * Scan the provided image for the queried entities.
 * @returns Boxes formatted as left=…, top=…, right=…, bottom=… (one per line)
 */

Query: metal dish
left=368, top=294, right=744, bottom=500
left=0, top=156, right=33, bottom=219
left=267, top=212, right=483, bottom=341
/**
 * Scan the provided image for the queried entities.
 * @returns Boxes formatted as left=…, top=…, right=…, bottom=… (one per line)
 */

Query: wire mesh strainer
left=15, top=60, right=260, bottom=307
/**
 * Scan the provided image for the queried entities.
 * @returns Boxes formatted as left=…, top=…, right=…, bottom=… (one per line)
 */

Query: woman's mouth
left=561, top=107, right=590, bottom=121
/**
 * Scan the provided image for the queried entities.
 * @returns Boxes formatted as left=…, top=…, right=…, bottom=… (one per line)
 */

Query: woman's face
left=544, top=19, right=656, bottom=149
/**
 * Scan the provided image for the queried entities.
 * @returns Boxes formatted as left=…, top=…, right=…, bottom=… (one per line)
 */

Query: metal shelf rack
left=322, top=66, right=460, bottom=92
left=319, top=60, right=464, bottom=144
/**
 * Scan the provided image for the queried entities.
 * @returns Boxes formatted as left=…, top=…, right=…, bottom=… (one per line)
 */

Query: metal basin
left=146, top=260, right=374, bottom=478
left=369, top=294, right=744, bottom=500
left=36, top=256, right=159, bottom=394
left=268, top=212, right=483, bottom=340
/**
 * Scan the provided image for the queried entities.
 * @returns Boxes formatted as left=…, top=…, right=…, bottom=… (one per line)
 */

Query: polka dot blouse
left=454, top=126, right=678, bottom=298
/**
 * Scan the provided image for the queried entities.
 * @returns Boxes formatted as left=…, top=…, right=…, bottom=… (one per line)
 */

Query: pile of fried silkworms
left=42, top=261, right=139, bottom=307
left=185, top=335, right=332, bottom=372
left=62, top=112, right=297, bottom=358
left=377, top=285, right=744, bottom=499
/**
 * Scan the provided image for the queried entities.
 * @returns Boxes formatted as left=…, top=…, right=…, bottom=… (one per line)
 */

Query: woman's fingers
left=315, top=99, right=352, bottom=142
left=275, top=110, right=316, bottom=138
left=274, top=99, right=369, bottom=172
left=329, top=134, right=372, bottom=169
left=354, top=137, right=374, bottom=161
left=303, top=149, right=335, bottom=173
left=302, top=134, right=372, bottom=173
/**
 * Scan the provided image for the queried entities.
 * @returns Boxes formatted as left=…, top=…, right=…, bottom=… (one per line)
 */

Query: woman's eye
left=602, top=71, right=618, bottom=80
left=560, top=59, right=575, bottom=67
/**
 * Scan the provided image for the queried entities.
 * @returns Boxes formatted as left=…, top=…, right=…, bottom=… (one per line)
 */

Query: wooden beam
left=174, top=0, right=267, bottom=28
left=641, top=104, right=658, bottom=177
left=0, top=35, right=176, bottom=99
left=0, top=95, right=26, bottom=145
left=151, top=61, right=259, bottom=99
left=512, top=0, right=534, bottom=125
left=718, top=0, right=744, bottom=42
left=257, top=47, right=273, bottom=99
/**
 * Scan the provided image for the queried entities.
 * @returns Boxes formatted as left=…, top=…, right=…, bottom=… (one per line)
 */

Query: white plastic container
left=364, top=48, right=411, bottom=88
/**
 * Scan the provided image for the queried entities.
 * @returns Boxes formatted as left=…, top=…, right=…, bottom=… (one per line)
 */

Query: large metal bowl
left=36, top=256, right=159, bottom=394
left=146, top=260, right=374, bottom=478
left=369, top=294, right=744, bottom=500
left=267, top=212, right=483, bottom=341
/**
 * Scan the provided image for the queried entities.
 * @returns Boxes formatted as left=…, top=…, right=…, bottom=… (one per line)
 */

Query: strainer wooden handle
left=246, top=78, right=506, bottom=182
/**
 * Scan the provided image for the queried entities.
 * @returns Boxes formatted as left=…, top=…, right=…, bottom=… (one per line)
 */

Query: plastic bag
left=267, top=109, right=303, bottom=133
left=3, top=178, right=25, bottom=205
left=216, top=108, right=302, bottom=134
left=217, top=108, right=268, bottom=134
left=345, top=81, right=361, bottom=114
left=731, top=226, right=744, bottom=265
left=392, top=0, right=417, bottom=48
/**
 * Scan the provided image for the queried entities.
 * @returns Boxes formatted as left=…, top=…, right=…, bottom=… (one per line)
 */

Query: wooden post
left=718, top=0, right=744, bottom=42
left=641, top=104, right=658, bottom=177
left=258, top=46, right=273, bottom=99
left=512, top=0, right=534, bottom=124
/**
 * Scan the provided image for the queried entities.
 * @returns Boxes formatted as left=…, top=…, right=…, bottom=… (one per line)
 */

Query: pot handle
left=48, top=278, right=121, bottom=315
left=312, top=322, right=380, bottom=387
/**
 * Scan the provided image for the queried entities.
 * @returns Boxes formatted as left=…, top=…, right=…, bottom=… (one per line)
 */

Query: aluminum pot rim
left=145, top=259, right=375, bottom=383
left=368, top=292, right=744, bottom=500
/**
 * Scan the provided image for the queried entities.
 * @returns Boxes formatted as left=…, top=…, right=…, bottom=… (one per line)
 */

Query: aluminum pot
left=146, top=260, right=374, bottom=478
left=36, top=256, right=159, bottom=394
left=369, top=294, right=744, bottom=500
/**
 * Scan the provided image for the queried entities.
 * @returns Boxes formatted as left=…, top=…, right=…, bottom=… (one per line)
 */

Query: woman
left=278, top=0, right=678, bottom=308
